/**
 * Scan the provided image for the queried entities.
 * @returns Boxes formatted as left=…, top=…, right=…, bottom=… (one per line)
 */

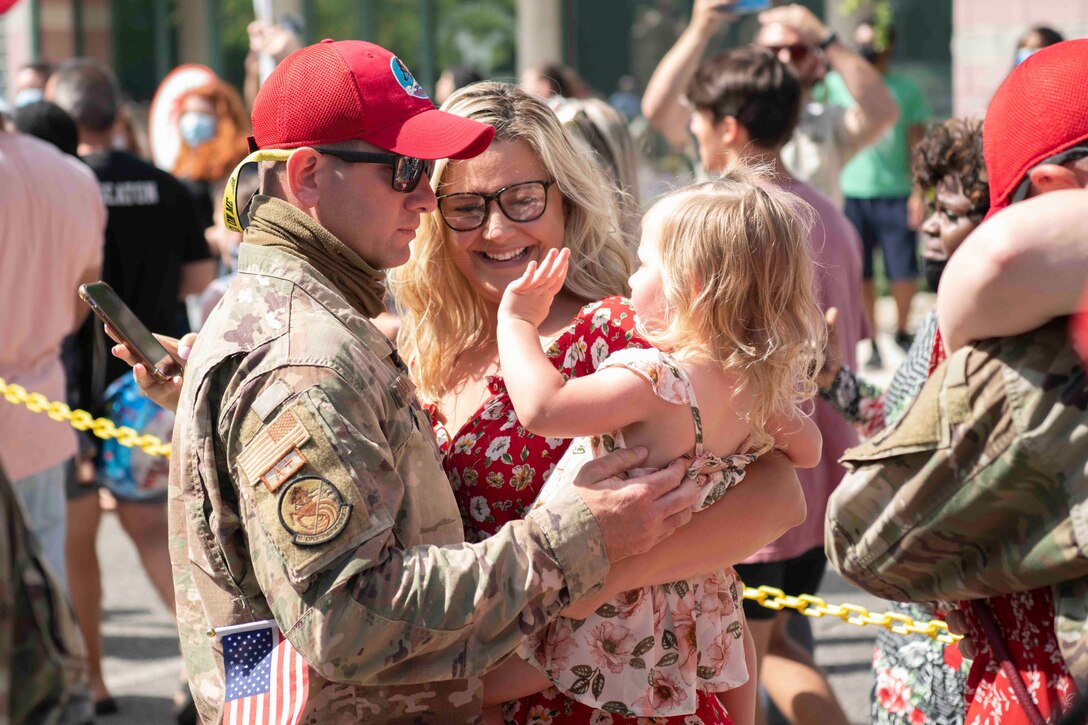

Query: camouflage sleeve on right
left=827, top=319, right=1088, bottom=603
left=223, top=364, right=610, bottom=687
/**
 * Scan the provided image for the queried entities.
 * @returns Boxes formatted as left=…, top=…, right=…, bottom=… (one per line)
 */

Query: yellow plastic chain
left=1, top=379, right=963, bottom=643
left=743, top=585, right=962, bottom=644
left=0, top=377, right=171, bottom=458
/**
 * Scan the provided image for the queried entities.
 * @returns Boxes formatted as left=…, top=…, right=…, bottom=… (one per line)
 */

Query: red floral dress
left=429, top=297, right=731, bottom=725
left=928, top=332, right=1080, bottom=724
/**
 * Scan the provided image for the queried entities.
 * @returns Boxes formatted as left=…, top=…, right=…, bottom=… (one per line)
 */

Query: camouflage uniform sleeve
left=827, top=321, right=1088, bottom=603
left=223, top=364, right=609, bottom=686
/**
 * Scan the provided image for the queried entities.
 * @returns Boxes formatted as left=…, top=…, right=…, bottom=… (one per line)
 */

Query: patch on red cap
left=250, top=39, right=493, bottom=160
left=390, top=56, right=429, bottom=100
left=983, top=39, right=1088, bottom=214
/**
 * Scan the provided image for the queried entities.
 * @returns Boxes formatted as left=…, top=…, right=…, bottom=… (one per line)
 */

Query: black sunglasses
left=314, top=148, right=435, bottom=193
left=764, top=43, right=812, bottom=62
left=436, top=179, right=556, bottom=232
left=1009, top=145, right=1088, bottom=205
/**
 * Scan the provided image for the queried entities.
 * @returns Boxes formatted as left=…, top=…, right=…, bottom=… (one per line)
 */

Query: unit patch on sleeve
left=237, top=408, right=311, bottom=493
left=277, top=476, right=352, bottom=545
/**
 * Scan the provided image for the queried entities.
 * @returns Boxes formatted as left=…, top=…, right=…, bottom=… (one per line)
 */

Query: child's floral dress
left=520, top=347, right=757, bottom=718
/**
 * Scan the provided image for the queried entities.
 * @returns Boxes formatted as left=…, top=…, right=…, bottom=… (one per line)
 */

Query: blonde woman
left=389, top=82, right=806, bottom=724
left=552, top=95, right=643, bottom=247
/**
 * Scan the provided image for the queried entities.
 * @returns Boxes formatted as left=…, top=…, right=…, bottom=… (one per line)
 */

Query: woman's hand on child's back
left=498, top=248, right=570, bottom=328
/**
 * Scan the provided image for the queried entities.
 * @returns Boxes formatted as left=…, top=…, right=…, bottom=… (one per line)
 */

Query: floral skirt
left=871, top=602, right=968, bottom=725
left=503, top=686, right=732, bottom=724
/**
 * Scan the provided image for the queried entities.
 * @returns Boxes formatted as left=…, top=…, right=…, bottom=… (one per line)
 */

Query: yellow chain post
left=0, top=377, right=171, bottom=458
left=1, top=377, right=965, bottom=643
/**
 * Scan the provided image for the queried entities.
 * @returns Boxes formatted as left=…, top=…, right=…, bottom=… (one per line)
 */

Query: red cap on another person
left=249, top=39, right=494, bottom=160
left=983, top=39, right=1088, bottom=218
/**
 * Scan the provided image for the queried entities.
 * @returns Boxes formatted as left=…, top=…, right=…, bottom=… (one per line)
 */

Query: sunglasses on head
left=764, top=43, right=812, bottom=62
left=314, top=148, right=435, bottom=193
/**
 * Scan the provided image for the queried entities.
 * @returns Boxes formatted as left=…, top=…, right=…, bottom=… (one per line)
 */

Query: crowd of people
left=1, top=3, right=1086, bottom=725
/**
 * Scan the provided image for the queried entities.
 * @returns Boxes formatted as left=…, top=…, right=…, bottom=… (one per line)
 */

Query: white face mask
left=14, top=88, right=44, bottom=107
left=1015, top=47, right=1036, bottom=66
left=179, top=111, right=217, bottom=148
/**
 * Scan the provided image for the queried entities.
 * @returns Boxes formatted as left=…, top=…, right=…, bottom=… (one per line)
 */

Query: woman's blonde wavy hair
left=641, top=162, right=826, bottom=455
left=389, top=82, right=635, bottom=402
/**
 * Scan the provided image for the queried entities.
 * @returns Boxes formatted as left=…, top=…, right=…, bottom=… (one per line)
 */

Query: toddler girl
left=485, top=168, right=826, bottom=722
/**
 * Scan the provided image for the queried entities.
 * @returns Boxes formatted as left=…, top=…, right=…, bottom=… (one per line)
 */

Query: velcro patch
left=237, top=409, right=311, bottom=493
left=277, top=476, right=352, bottom=546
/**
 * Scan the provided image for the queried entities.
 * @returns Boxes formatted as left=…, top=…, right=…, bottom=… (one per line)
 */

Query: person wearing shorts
left=63, top=374, right=177, bottom=718
left=824, top=21, right=930, bottom=369
left=846, top=194, right=919, bottom=357
left=735, top=547, right=829, bottom=624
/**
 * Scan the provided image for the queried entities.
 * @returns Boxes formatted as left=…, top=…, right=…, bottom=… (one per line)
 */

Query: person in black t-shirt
left=48, top=57, right=214, bottom=720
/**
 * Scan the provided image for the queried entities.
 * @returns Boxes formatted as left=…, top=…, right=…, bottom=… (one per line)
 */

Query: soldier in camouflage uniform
left=170, top=40, right=700, bottom=723
left=828, top=39, right=1088, bottom=722
left=827, top=314, right=1088, bottom=673
left=0, top=463, right=91, bottom=724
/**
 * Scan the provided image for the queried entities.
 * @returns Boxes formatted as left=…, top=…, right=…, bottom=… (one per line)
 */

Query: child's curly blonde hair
left=640, top=162, right=826, bottom=454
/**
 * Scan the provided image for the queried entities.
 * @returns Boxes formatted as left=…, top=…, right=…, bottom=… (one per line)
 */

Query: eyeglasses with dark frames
left=314, top=148, right=435, bottom=193
left=436, top=179, right=557, bottom=232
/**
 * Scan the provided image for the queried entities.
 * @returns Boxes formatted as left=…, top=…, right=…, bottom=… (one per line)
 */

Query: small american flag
left=218, top=619, right=309, bottom=725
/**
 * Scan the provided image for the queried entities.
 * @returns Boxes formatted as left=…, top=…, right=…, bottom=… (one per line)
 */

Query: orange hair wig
left=173, top=79, right=250, bottom=182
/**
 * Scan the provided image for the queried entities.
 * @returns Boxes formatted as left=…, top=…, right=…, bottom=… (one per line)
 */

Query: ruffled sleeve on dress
left=598, top=347, right=691, bottom=406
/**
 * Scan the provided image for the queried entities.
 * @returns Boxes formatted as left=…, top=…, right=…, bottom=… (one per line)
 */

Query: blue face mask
left=14, top=88, right=44, bottom=107
left=1015, top=47, right=1036, bottom=66
left=179, top=111, right=217, bottom=147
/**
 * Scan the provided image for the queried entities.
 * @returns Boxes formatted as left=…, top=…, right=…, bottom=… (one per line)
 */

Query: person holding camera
left=643, top=1, right=897, bottom=207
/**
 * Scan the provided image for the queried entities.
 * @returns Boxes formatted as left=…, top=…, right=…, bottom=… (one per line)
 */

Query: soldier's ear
left=285, top=147, right=322, bottom=208
left=1027, top=164, right=1080, bottom=196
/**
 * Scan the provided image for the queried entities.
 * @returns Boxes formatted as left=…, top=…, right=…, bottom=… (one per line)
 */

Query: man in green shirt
left=825, top=21, right=930, bottom=369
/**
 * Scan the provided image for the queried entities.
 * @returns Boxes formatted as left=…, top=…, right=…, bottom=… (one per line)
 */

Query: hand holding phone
left=79, top=282, right=184, bottom=384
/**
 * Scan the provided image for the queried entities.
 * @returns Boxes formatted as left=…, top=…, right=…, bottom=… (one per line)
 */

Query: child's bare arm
left=769, top=409, right=822, bottom=469
left=482, top=655, right=552, bottom=705
left=497, top=249, right=666, bottom=437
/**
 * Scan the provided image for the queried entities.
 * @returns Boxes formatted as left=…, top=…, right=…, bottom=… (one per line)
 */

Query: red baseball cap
left=983, top=39, right=1088, bottom=218
left=249, top=39, right=494, bottom=160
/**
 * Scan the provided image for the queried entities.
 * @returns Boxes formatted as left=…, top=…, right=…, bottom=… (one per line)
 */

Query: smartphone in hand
left=78, top=282, right=183, bottom=383
left=715, top=0, right=770, bottom=14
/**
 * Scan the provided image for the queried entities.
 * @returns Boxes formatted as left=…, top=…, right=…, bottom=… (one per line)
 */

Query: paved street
left=96, top=296, right=927, bottom=724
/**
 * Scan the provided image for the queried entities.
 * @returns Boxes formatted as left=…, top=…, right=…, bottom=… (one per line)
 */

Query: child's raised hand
left=499, top=248, right=570, bottom=327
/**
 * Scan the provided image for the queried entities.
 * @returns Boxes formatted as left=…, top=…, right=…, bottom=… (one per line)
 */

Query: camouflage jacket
left=827, top=318, right=1088, bottom=685
left=0, top=466, right=88, bottom=724
left=169, top=198, right=610, bottom=723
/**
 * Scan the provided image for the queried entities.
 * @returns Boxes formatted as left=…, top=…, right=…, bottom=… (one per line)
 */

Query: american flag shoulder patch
left=238, top=408, right=311, bottom=493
